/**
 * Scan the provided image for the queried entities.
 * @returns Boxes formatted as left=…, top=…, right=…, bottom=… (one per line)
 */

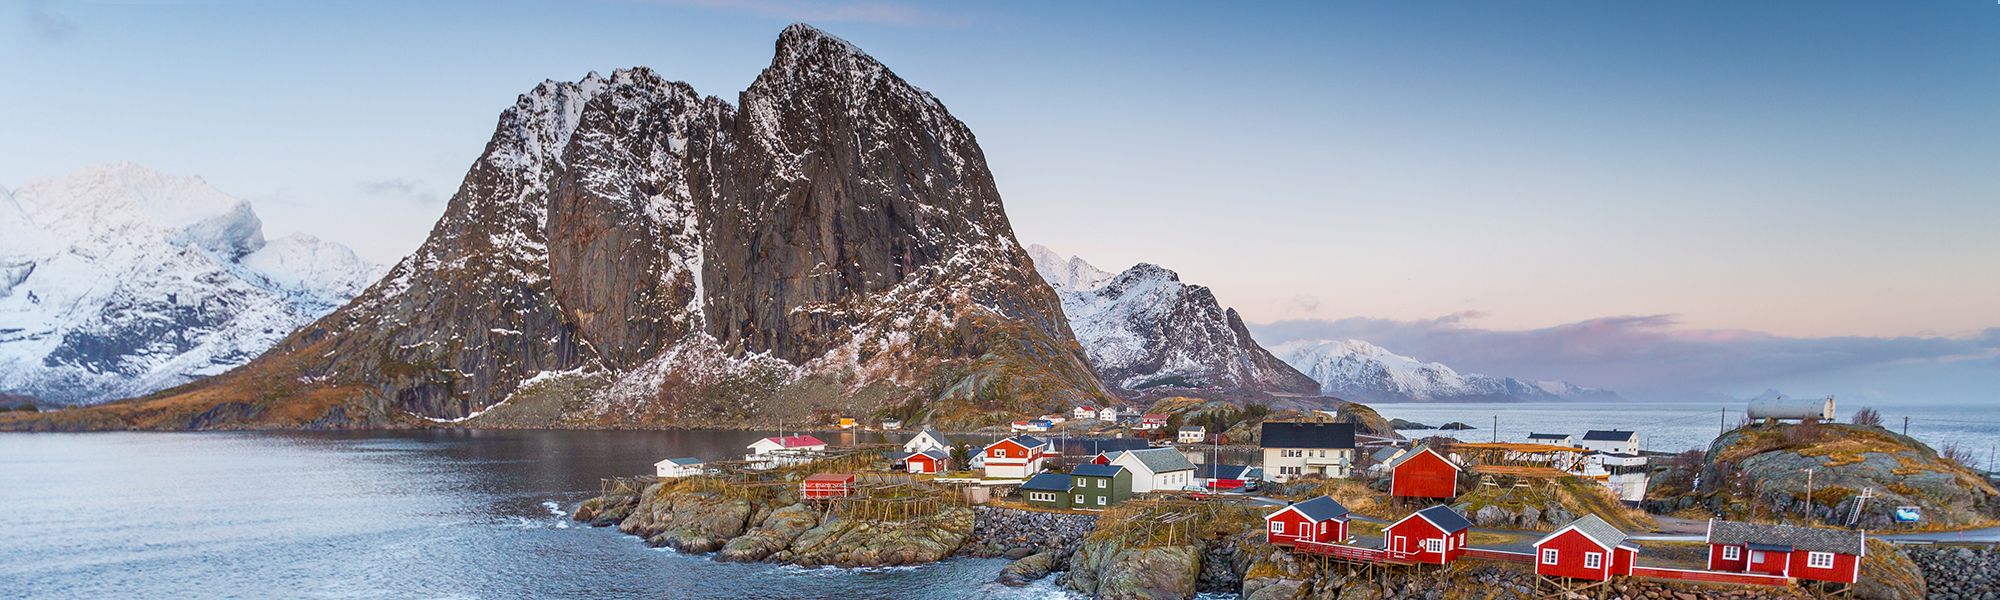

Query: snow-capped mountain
left=1274, top=339, right=1622, bottom=403
left=19, top=25, right=1111, bottom=430
left=1029, top=244, right=1319, bottom=399
left=0, top=163, right=378, bottom=405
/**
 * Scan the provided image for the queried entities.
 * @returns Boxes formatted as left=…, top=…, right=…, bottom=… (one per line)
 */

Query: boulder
left=996, top=550, right=1058, bottom=587
left=717, top=503, right=819, bottom=562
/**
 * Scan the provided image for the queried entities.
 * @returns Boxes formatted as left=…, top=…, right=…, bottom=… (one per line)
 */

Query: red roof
left=804, top=473, right=854, bottom=483
left=765, top=435, right=826, bottom=448
left=1142, top=414, right=1167, bottom=420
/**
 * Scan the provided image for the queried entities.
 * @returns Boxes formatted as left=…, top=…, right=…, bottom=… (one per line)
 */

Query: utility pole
left=1719, top=408, right=1727, bottom=436
left=1493, top=415, right=1498, bottom=443
left=1903, top=416, right=1910, bottom=437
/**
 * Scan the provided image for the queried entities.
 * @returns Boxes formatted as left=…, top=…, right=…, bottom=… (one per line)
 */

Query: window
left=1584, top=552, right=1602, bottom=569
left=1318, top=522, right=1327, bottom=534
left=1270, top=521, right=1284, bottom=534
left=992, top=449, right=1003, bottom=458
left=1074, top=495, right=1084, bottom=504
left=1097, top=479, right=1106, bottom=488
left=1722, top=546, right=1741, bottom=560
left=1807, top=552, right=1835, bottom=569
left=1751, top=551, right=1764, bottom=564
left=1541, top=548, right=1559, bottom=565
left=1096, top=496, right=1106, bottom=506
left=1424, top=539, right=1443, bottom=553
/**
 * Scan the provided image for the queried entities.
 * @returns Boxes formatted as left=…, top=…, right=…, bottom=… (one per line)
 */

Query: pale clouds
left=356, top=179, right=442, bottom=205
left=1251, top=313, right=2000, bottom=403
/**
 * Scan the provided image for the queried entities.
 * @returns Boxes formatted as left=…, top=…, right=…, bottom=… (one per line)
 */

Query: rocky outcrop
left=16, top=24, right=1110, bottom=431
left=1671, top=423, right=2000, bottom=529
left=775, top=506, right=975, bottom=567
left=616, top=490, right=755, bottom=553
left=961, top=506, right=1095, bottom=558
left=1903, top=545, right=1990, bottom=600
left=995, top=549, right=1059, bottom=586
left=1062, top=538, right=1203, bottom=600
left=717, top=503, right=818, bottom=562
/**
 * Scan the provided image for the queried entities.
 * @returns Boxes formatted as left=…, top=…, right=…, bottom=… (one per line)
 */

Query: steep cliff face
left=13, top=24, right=1107, bottom=430
left=1027, top=245, right=1318, bottom=400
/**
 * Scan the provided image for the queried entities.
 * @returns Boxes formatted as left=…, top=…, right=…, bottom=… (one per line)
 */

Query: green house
left=1021, top=473, right=1074, bottom=509
left=1069, top=464, right=1132, bottom=509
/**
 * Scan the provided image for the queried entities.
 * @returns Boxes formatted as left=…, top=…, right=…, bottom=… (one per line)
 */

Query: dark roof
left=660, top=457, right=703, bottom=465
left=1747, top=542, right=1793, bottom=552
left=905, top=449, right=948, bottom=461
left=1021, top=473, right=1072, bottom=492
left=1194, top=463, right=1251, bottom=480
left=1285, top=496, right=1352, bottom=521
left=1260, top=422, right=1356, bottom=449
left=1708, top=520, right=1865, bottom=555
left=1071, top=464, right=1126, bottom=478
left=1581, top=430, right=1636, bottom=442
left=995, top=434, right=1046, bottom=449
left=1527, top=432, right=1569, bottom=439
left=1539, top=514, right=1629, bottom=550
left=1412, top=505, right=1473, bottom=532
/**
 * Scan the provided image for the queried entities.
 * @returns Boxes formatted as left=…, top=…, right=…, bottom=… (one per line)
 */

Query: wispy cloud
left=1253, top=313, right=2000, bottom=402
left=654, top=0, right=967, bottom=27
left=23, top=1, right=77, bottom=43
left=356, top=179, right=442, bottom=205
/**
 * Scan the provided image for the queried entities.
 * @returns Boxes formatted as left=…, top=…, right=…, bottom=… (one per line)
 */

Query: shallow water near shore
left=0, top=430, right=1091, bottom=599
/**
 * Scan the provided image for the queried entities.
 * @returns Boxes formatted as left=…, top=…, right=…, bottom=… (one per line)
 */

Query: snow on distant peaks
left=1274, top=338, right=1622, bottom=403
left=1026, top=244, right=1113, bottom=291
left=0, top=163, right=381, bottom=405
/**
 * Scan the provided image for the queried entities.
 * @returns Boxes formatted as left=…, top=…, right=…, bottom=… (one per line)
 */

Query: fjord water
left=0, top=431, right=1068, bottom=599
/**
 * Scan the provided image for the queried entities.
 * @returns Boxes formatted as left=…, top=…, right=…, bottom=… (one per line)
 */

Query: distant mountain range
left=1027, top=245, right=1318, bottom=399
left=0, top=163, right=378, bottom=405
left=1274, top=338, right=1622, bottom=403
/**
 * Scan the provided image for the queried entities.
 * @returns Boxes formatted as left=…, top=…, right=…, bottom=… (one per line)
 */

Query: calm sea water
left=0, top=431, right=1079, bottom=600
left=1368, top=401, right=2000, bottom=462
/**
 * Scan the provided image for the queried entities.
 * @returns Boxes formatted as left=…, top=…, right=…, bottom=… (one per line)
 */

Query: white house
left=1040, top=413, right=1068, bottom=425
left=1098, top=406, right=1121, bottom=421
left=1011, top=419, right=1052, bottom=433
left=1526, top=432, right=1573, bottom=447
left=654, top=457, right=704, bottom=478
left=1260, top=422, right=1357, bottom=483
left=1074, top=406, right=1099, bottom=420
left=746, top=434, right=828, bottom=468
left=1101, top=447, right=1197, bottom=492
left=881, top=418, right=902, bottom=430
left=1577, top=430, right=1639, bottom=455
left=1177, top=426, right=1207, bottom=444
left=903, top=427, right=954, bottom=455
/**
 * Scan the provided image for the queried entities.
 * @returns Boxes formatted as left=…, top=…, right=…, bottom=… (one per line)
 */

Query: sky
left=3, top=1, right=1995, bottom=403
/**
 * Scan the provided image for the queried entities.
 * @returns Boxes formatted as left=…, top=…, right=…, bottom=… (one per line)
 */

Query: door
left=1392, top=535, right=1408, bottom=556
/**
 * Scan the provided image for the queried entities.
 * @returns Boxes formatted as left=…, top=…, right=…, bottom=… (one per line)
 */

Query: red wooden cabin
left=1388, top=446, right=1460, bottom=499
left=1705, top=519, right=1864, bottom=584
left=1383, top=505, right=1472, bottom=564
left=903, top=449, right=950, bottom=474
left=981, top=435, right=1047, bottom=479
left=1264, top=496, right=1352, bottom=546
left=802, top=473, right=855, bottom=500
left=1533, top=515, right=1639, bottom=580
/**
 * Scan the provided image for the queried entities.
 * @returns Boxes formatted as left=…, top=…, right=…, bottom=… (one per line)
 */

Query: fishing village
left=575, top=396, right=2000, bottom=600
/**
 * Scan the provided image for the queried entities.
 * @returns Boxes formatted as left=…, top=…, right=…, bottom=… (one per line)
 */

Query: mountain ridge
left=4, top=24, right=1110, bottom=431
left=1275, top=338, right=1622, bottom=403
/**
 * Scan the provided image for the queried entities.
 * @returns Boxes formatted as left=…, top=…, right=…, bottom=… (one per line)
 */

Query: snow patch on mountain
left=1029, top=244, right=1318, bottom=397
left=0, top=163, right=380, bottom=404
left=1274, top=338, right=1622, bottom=403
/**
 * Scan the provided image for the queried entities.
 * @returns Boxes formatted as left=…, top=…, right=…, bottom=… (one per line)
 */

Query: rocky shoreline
left=1905, top=545, right=2000, bottom=600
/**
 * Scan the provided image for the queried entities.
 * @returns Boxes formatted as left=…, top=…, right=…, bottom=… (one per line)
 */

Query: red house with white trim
left=903, top=449, right=950, bottom=474
left=1264, top=496, right=1351, bottom=547
left=1533, top=515, right=1639, bottom=580
left=981, top=435, right=1048, bottom=479
left=1383, top=505, right=1472, bottom=564
left=1388, top=446, right=1459, bottom=499
left=802, top=473, right=854, bottom=500
left=1705, top=519, right=1864, bottom=584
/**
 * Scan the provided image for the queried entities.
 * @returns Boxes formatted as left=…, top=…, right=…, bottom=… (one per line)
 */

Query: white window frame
left=1541, top=548, right=1559, bottom=565
left=1097, top=479, right=1106, bottom=488
left=992, top=449, right=1004, bottom=458
left=1074, top=494, right=1084, bottom=504
left=1584, top=552, right=1602, bottom=569
left=1722, top=545, right=1741, bottom=560
left=1807, top=552, right=1834, bottom=569
left=1270, top=521, right=1284, bottom=534
left=1096, top=496, right=1106, bottom=506
left=1424, top=539, right=1443, bottom=553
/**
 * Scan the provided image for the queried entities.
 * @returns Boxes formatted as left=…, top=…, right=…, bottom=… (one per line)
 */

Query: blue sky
left=3, top=1, right=1996, bottom=402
